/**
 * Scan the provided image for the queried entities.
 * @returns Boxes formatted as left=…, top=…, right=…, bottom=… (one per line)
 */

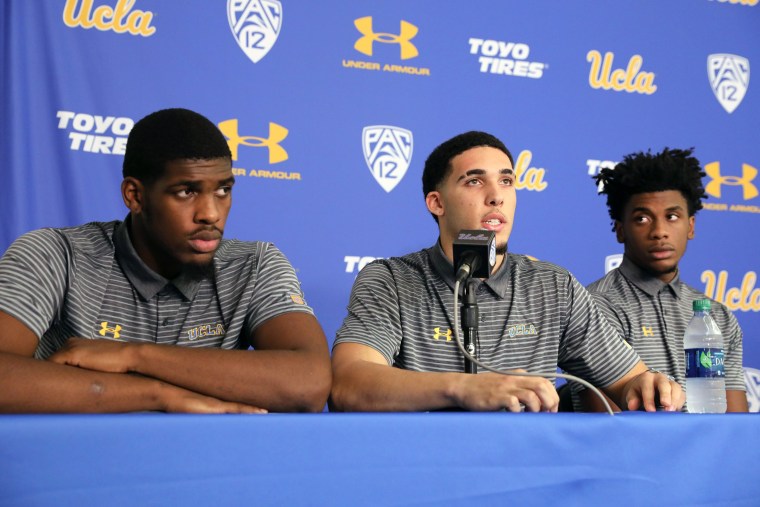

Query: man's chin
left=181, top=259, right=216, bottom=280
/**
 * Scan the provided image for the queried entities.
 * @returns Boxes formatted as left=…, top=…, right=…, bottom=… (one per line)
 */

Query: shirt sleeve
left=333, top=261, right=401, bottom=365
left=0, top=229, right=70, bottom=339
left=558, top=275, right=641, bottom=388
left=243, top=243, right=314, bottom=338
left=715, top=304, right=745, bottom=392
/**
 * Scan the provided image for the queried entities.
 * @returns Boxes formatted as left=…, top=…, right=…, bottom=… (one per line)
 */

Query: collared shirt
left=0, top=219, right=313, bottom=358
left=585, top=255, right=744, bottom=392
left=334, top=242, right=640, bottom=387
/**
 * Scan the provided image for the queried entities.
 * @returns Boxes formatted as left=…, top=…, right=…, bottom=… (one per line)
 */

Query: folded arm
left=0, top=311, right=263, bottom=413
left=49, top=312, right=332, bottom=413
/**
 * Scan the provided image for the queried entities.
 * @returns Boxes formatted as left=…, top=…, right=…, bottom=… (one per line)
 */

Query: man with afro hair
left=577, top=148, right=747, bottom=412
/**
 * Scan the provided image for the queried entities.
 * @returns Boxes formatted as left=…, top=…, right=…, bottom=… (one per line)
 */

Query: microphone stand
left=461, top=278, right=479, bottom=374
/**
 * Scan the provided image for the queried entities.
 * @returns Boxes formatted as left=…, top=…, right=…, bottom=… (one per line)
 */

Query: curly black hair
left=422, top=131, right=514, bottom=222
left=594, top=148, right=707, bottom=230
left=122, top=108, right=231, bottom=183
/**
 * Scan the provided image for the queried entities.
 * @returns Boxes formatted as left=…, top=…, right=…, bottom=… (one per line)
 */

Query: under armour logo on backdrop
left=707, top=54, right=750, bottom=114
left=362, top=126, right=413, bottom=193
left=228, top=0, right=282, bottom=64
left=704, top=162, right=758, bottom=200
left=219, top=119, right=288, bottom=164
left=354, top=17, right=419, bottom=60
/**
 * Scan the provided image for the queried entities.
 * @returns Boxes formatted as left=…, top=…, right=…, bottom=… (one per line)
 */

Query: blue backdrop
left=2, top=0, right=758, bottom=408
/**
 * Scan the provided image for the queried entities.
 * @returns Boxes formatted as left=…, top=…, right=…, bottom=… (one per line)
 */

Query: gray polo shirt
left=0, top=219, right=313, bottom=359
left=586, top=255, right=745, bottom=392
left=334, top=242, right=640, bottom=387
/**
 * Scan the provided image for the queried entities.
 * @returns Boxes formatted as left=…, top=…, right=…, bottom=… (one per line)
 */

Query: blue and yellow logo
left=354, top=16, right=418, bottom=60
left=587, top=50, right=656, bottom=95
left=343, top=17, right=429, bottom=76
left=62, top=0, right=156, bottom=37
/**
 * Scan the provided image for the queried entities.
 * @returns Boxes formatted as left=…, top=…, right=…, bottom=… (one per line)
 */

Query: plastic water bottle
left=683, top=299, right=726, bottom=413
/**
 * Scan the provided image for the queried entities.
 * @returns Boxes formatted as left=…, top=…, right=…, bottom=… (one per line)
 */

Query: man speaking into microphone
left=330, top=131, right=683, bottom=413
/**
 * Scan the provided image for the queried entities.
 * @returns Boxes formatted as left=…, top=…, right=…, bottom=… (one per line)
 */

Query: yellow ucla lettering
left=513, top=150, right=548, bottom=191
left=586, top=50, right=657, bottom=95
left=701, top=270, right=760, bottom=312
left=62, top=0, right=156, bottom=37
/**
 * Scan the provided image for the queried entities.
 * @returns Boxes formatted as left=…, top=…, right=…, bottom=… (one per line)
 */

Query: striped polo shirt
left=334, top=242, right=640, bottom=387
left=585, top=255, right=745, bottom=393
left=0, top=219, right=313, bottom=359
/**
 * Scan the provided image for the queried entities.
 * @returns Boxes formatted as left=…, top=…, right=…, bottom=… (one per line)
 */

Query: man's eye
left=216, top=186, right=232, bottom=196
left=176, top=189, right=193, bottom=198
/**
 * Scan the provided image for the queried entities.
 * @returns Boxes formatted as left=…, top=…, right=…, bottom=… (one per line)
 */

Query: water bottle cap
left=693, top=299, right=711, bottom=312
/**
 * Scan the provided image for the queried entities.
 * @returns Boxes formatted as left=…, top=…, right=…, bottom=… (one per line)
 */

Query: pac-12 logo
left=708, top=54, right=750, bottom=114
left=362, top=126, right=413, bottom=192
left=227, top=0, right=282, bottom=64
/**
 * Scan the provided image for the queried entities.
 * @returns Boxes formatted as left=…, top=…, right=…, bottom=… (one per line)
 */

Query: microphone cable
left=453, top=279, right=615, bottom=416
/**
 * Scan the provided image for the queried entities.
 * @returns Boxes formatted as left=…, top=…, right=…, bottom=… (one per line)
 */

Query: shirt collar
left=114, top=216, right=202, bottom=301
left=429, top=239, right=511, bottom=298
left=618, top=255, right=682, bottom=299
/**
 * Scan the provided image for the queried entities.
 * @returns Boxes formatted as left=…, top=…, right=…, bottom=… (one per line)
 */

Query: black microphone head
left=453, top=230, right=496, bottom=280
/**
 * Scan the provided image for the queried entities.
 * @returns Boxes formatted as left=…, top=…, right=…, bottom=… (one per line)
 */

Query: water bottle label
left=684, top=348, right=725, bottom=378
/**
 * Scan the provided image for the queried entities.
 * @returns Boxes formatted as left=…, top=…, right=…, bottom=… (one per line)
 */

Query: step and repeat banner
left=2, top=0, right=759, bottom=408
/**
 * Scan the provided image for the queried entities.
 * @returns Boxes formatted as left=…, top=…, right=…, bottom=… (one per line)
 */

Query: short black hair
left=422, top=131, right=514, bottom=222
left=594, top=147, right=707, bottom=230
left=122, top=108, right=232, bottom=183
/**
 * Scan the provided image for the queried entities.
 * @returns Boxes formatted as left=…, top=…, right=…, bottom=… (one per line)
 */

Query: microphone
left=453, top=230, right=496, bottom=282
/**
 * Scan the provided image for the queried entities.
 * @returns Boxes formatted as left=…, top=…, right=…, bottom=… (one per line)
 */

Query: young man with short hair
left=0, top=108, right=331, bottom=413
left=330, top=131, right=683, bottom=413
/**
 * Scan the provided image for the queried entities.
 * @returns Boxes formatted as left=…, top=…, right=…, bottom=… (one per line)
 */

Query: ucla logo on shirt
left=708, top=54, right=750, bottom=114
left=506, top=323, right=538, bottom=338
left=99, top=322, right=122, bottom=339
left=186, top=323, right=226, bottom=341
left=744, top=367, right=760, bottom=413
left=362, top=126, right=413, bottom=193
left=218, top=118, right=301, bottom=181
left=227, top=0, right=282, bottom=64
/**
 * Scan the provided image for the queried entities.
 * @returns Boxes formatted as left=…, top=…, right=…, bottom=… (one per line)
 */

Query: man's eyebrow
left=456, top=167, right=513, bottom=182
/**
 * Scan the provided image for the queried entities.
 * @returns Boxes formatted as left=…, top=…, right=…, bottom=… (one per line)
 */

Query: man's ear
left=614, top=220, right=625, bottom=244
left=122, top=177, right=145, bottom=214
left=687, top=215, right=695, bottom=240
left=425, top=191, right=444, bottom=218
